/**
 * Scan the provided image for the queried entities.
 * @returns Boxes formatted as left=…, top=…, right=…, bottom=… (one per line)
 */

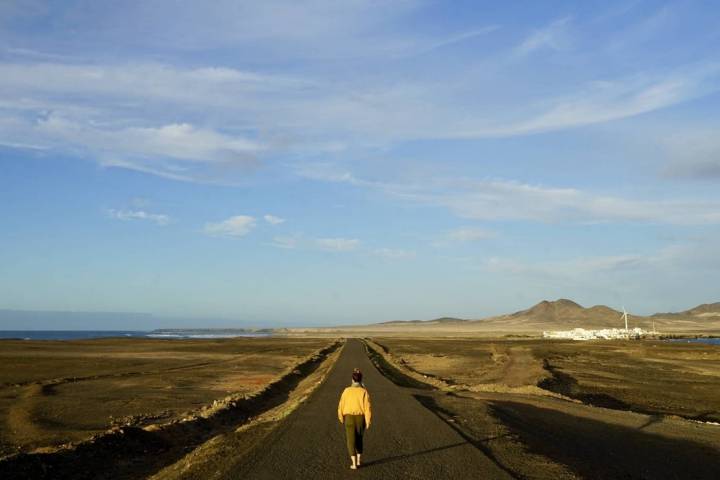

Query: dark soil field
left=370, top=337, right=720, bottom=479
left=0, top=337, right=332, bottom=457
left=375, top=338, right=720, bottom=422
left=4, top=337, right=719, bottom=479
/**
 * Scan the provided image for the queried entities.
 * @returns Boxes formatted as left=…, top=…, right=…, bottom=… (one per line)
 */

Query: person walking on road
left=338, top=368, right=372, bottom=470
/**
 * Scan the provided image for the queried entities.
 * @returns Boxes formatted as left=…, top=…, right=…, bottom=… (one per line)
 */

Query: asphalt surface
left=230, top=339, right=513, bottom=479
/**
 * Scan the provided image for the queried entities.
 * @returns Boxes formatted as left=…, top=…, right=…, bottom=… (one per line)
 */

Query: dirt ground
left=376, top=338, right=720, bottom=422
left=415, top=390, right=720, bottom=479
left=371, top=337, right=720, bottom=479
left=0, top=337, right=331, bottom=457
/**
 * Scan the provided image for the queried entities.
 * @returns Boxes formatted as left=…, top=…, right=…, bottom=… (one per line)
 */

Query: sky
left=1, top=0, right=720, bottom=329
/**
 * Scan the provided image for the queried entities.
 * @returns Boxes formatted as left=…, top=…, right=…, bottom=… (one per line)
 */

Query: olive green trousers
left=343, top=414, right=365, bottom=456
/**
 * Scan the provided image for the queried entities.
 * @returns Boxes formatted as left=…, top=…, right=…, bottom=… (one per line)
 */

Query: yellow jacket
left=337, top=385, right=372, bottom=427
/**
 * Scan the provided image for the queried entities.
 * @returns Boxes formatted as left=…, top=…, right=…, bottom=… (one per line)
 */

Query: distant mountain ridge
left=368, top=299, right=720, bottom=332
left=652, top=302, right=720, bottom=319
left=380, top=316, right=466, bottom=325
left=500, top=299, right=630, bottom=327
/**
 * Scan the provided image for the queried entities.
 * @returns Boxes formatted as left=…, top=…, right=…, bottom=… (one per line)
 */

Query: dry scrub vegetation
left=368, top=337, right=720, bottom=479
left=0, top=337, right=332, bottom=457
left=375, top=338, right=720, bottom=421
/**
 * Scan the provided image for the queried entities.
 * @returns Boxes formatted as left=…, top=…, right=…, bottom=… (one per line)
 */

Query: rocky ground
left=375, top=337, right=720, bottom=422
left=0, top=337, right=334, bottom=457
left=369, top=337, right=720, bottom=478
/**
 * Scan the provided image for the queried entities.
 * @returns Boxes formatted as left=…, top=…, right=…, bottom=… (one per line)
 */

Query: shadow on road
left=413, top=394, right=520, bottom=479
left=490, top=400, right=720, bottom=480
left=362, top=441, right=466, bottom=468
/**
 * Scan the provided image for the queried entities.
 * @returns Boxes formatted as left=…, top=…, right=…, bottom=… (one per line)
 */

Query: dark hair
left=352, top=369, right=362, bottom=383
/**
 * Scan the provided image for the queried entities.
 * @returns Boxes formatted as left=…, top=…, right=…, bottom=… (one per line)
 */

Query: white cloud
left=514, top=17, right=572, bottom=56
left=373, top=248, right=416, bottom=259
left=409, top=26, right=500, bottom=55
left=423, top=179, right=720, bottom=225
left=482, top=240, right=720, bottom=279
left=451, top=65, right=720, bottom=138
left=483, top=254, right=648, bottom=277
left=107, top=209, right=171, bottom=226
left=203, top=215, right=256, bottom=237
left=269, top=234, right=360, bottom=252
left=314, top=237, right=360, bottom=252
left=264, top=214, right=285, bottom=225
left=605, top=5, right=672, bottom=52
left=0, top=62, right=307, bottom=107
left=0, top=139, right=48, bottom=150
left=62, top=1, right=422, bottom=54
left=1, top=107, right=264, bottom=181
left=270, top=235, right=299, bottom=249
left=446, top=227, right=497, bottom=242
left=294, top=164, right=370, bottom=186
left=465, top=240, right=720, bottom=314
left=303, top=166, right=720, bottom=225
left=1, top=6, right=719, bottom=185
left=1, top=59, right=717, bottom=185
left=36, top=116, right=261, bottom=175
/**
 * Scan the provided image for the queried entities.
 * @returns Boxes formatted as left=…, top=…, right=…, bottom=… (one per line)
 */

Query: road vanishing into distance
left=228, top=339, right=513, bottom=479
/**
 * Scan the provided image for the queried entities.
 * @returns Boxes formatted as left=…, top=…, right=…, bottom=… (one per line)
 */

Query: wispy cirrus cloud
left=421, top=180, right=719, bottom=224
left=373, top=248, right=416, bottom=259
left=16, top=113, right=262, bottom=180
left=483, top=254, right=648, bottom=277
left=203, top=215, right=256, bottom=237
left=314, top=237, right=360, bottom=252
left=0, top=62, right=308, bottom=107
left=301, top=165, right=720, bottom=225
left=269, top=234, right=360, bottom=252
left=514, top=16, right=572, bottom=56
left=482, top=240, right=720, bottom=279
left=417, top=179, right=720, bottom=225
left=264, top=214, right=285, bottom=225
left=106, top=209, right=171, bottom=226
left=1, top=57, right=718, bottom=183
left=408, top=26, right=500, bottom=56
left=270, top=235, right=300, bottom=249
left=451, top=65, right=720, bottom=138
left=0, top=2, right=718, bottom=190
left=3, top=0, right=422, bottom=55
left=446, top=227, right=497, bottom=242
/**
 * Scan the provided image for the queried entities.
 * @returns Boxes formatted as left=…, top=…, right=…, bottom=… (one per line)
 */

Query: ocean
left=0, top=330, right=272, bottom=340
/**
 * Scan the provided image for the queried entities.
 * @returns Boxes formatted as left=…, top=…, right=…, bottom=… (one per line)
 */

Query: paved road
left=230, top=339, right=513, bottom=479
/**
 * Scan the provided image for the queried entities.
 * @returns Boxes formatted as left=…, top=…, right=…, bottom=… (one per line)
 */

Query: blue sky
left=1, top=0, right=720, bottom=328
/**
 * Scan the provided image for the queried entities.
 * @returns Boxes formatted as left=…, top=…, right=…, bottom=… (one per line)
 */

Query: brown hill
left=367, top=299, right=636, bottom=332
left=287, top=299, right=720, bottom=336
left=653, top=302, right=720, bottom=319
left=512, top=299, right=625, bottom=325
left=511, top=299, right=584, bottom=321
left=380, top=317, right=466, bottom=325
left=683, top=302, right=720, bottom=316
left=476, top=299, right=630, bottom=330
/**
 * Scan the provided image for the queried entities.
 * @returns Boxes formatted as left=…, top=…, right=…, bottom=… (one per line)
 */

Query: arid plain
left=0, top=337, right=334, bottom=458
left=365, top=337, right=720, bottom=479
left=1, top=300, right=720, bottom=479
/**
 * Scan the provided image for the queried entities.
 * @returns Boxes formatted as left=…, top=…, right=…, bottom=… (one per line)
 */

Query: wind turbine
left=621, top=307, right=629, bottom=332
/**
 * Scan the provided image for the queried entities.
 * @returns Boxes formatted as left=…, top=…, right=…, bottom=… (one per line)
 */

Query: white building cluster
left=543, top=327, right=649, bottom=341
